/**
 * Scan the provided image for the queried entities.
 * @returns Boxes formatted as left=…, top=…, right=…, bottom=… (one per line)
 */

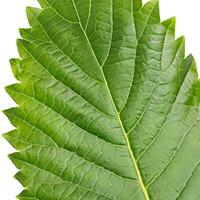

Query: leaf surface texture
left=4, top=0, right=200, bottom=199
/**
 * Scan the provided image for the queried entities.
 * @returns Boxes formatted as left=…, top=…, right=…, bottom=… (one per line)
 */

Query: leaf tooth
left=134, top=0, right=161, bottom=40
left=3, top=107, right=22, bottom=128
left=175, top=36, right=186, bottom=55
left=19, top=28, right=31, bottom=40
left=142, top=0, right=160, bottom=22
left=14, top=170, right=30, bottom=194
left=26, top=7, right=42, bottom=27
left=3, top=107, right=17, bottom=119
left=10, top=59, right=22, bottom=81
left=17, top=190, right=36, bottom=200
left=162, top=16, right=176, bottom=33
left=21, top=7, right=50, bottom=42
left=2, top=131, right=11, bottom=140
left=8, top=152, right=22, bottom=169
left=16, top=39, right=26, bottom=59
left=16, top=39, right=34, bottom=65
left=176, top=35, right=185, bottom=43
left=14, top=170, right=23, bottom=182
left=2, top=130, right=18, bottom=144
left=19, top=27, right=49, bottom=43
left=185, top=54, right=197, bottom=75
left=186, top=54, right=195, bottom=65
left=5, top=83, right=23, bottom=104
left=180, top=54, right=198, bottom=86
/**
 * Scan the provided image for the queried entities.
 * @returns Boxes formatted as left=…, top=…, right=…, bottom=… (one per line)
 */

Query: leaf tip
left=185, top=54, right=198, bottom=74
left=16, top=38, right=23, bottom=46
left=10, top=58, right=22, bottom=80
left=176, top=36, right=186, bottom=47
left=8, top=152, right=17, bottom=162
left=2, top=132, right=9, bottom=140
left=151, top=0, right=160, bottom=8
left=2, top=108, right=13, bottom=120
left=2, top=130, right=16, bottom=141
left=26, top=6, right=42, bottom=26
left=143, top=0, right=160, bottom=22
left=5, top=84, right=14, bottom=96
left=162, top=16, right=176, bottom=32
left=186, top=54, right=195, bottom=64
left=5, top=84, right=22, bottom=106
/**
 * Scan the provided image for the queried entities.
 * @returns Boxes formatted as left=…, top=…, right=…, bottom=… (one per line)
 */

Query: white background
left=0, top=0, right=200, bottom=199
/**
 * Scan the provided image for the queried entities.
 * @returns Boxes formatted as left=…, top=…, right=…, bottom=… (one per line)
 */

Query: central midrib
left=99, top=57, right=150, bottom=200
left=83, top=10, right=151, bottom=200
left=116, top=110, right=150, bottom=200
left=59, top=1, right=150, bottom=199
left=97, top=2, right=150, bottom=200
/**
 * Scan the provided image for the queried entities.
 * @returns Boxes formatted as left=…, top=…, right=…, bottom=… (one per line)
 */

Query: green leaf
left=4, top=0, right=200, bottom=199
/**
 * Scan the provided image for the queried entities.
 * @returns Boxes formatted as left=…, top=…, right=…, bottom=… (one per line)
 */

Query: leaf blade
left=4, top=0, right=200, bottom=199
